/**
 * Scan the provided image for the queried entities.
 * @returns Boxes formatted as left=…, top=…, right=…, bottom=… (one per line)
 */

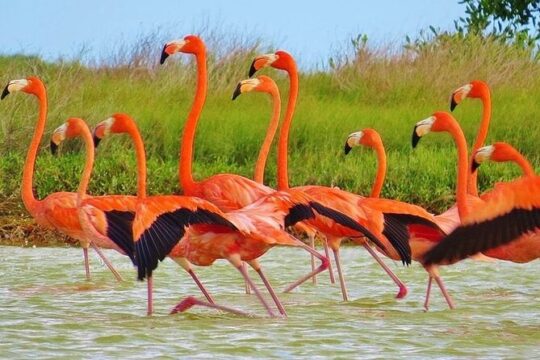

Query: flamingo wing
left=133, top=199, right=238, bottom=280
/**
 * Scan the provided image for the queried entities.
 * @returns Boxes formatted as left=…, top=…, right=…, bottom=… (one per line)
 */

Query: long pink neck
left=445, top=120, right=470, bottom=220
left=77, top=122, right=96, bottom=205
left=514, top=155, right=535, bottom=177
left=370, top=140, right=387, bottom=198
left=22, top=86, right=47, bottom=214
left=180, top=51, right=207, bottom=194
left=277, top=62, right=298, bottom=190
left=254, top=87, right=281, bottom=184
left=468, top=90, right=491, bottom=196
left=125, top=123, right=148, bottom=199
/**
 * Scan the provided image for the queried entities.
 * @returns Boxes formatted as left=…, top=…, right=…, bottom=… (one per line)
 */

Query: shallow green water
left=1, top=246, right=538, bottom=358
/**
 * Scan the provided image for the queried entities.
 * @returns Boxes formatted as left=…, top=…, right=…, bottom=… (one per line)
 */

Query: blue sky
left=2, top=1, right=465, bottom=68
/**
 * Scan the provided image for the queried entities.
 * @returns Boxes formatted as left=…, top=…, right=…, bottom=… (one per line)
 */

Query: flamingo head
left=160, top=35, right=205, bottom=64
left=344, top=129, right=381, bottom=155
left=1, top=76, right=46, bottom=99
left=450, top=80, right=489, bottom=111
left=232, top=75, right=277, bottom=100
left=50, top=118, right=85, bottom=155
left=249, top=50, right=294, bottom=76
left=412, top=112, right=459, bottom=148
left=93, top=113, right=135, bottom=147
left=471, top=144, right=495, bottom=172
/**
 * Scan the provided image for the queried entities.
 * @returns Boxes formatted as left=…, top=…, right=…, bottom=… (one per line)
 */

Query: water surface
left=1, top=246, right=538, bottom=358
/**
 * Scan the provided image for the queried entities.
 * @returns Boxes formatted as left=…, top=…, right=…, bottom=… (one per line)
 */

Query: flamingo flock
left=1, top=35, right=538, bottom=317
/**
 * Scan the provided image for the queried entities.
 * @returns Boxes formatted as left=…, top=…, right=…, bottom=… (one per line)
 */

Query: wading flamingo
left=424, top=142, right=539, bottom=266
left=249, top=51, right=413, bottom=300
left=1, top=77, right=120, bottom=281
left=89, top=114, right=359, bottom=317
left=232, top=75, right=336, bottom=286
left=411, top=111, right=489, bottom=308
left=160, top=36, right=385, bottom=293
left=346, top=129, right=454, bottom=310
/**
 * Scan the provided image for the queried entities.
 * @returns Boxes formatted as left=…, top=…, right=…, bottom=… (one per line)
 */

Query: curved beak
left=450, top=96, right=458, bottom=111
left=93, top=130, right=102, bottom=148
left=248, top=59, right=258, bottom=77
left=50, top=140, right=58, bottom=155
left=471, top=159, right=481, bottom=173
left=159, top=44, right=169, bottom=65
left=344, top=143, right=352, bottom=155
left=412, top=126, right=421, bottom=148
left=1, top=84, right=9, bottom=100
left=232, top=82, right=242, bottom=100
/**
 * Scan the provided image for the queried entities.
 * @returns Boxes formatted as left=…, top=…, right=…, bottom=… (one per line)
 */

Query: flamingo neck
left=508, top=151, right=535, bottom=177
left=254, top=87, right=281, bottom=184
left=277, top=63, right=298, bottom=190
left=77, top=123, right=96, bottom=206
left=125, top=122, right=147, bottom=198
left=447, top=122, right=470, bottom=220
left=468, top=90, right=491, bottom=196
left=22, top=88, right=47, bottom=213
left=180, top=51, right=207, bottom=194
left=370, top=141, right=387, bottom=198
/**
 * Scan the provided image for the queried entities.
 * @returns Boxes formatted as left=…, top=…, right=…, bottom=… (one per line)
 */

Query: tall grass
left=1, top=31, right=539, bottom=216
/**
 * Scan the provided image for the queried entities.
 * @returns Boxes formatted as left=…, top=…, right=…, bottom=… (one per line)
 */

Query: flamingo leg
left=170, top=296, right=253, bottom=317
left=424, top=276, right=433, bottom=311
left=89, top=241, right=123, bottom=282
left=242, top=262, right=252, bottom=295
left=332, top=248, right=349, bottom=301
left=362, top=243, right=408, bottom=299
left=230, top=256, right=277, bottom=318
left=172, top=257, right=215, bottom=304
left=322, top=236, right=336, bottom=284
left=247, top=260, right=287, bottom=317
left=434, top=276, right=455, bottom=310
left=147, top=276, right=153, bottom=316
left=83, top=247, right=90, bottom=281
left=309, top=233, right=317, bottom=285
left=283, top=240, right=329, bottom=293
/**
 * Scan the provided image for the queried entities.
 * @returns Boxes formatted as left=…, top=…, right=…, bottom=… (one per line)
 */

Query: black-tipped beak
left=450, top=97, right=458, bottom=112
left=412, top=127, right=421, bottom=148
left=159, top=44, right=169, bottom=65
left=93, top=134, right=102, bottom=148
left=1, top=85, right=9, bottom=100
left=50, top=141, right=58, bottom=155
left=232, top=83, right=242, bottom=100
left=248, top=60, right=257, bottom=77
left=471, top=159, right=480, bottom=173
left=344, top=143, right=352, bottom=155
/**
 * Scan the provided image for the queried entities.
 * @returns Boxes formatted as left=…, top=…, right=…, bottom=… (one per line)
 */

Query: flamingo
left=424, top=142, right=539, bottom=266
left=1, top=77, right=121, bottom=281
left=249, top=51, right=413, bottom=300
left=232, top=75, right=336, bottom=286
left=88, top=113, right=363, bottom=317
left=450, top=80, right=492, bottom=197
left=346, top=129, right=456, bottom=310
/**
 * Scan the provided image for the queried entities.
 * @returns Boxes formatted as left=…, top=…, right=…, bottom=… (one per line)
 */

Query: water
left=1, top=246, right=538, bottom=359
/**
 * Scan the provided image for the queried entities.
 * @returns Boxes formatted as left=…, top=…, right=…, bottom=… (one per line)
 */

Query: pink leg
left=434, top=276, right=455, bottom=310
left=83, top=247, right=90, bottom=281
left=89, top=241, right=123, bottom=282
left=147, top=276, right=153, bottom=316
left=170, top=296, right=253, bottom=317
left=248, top=260, right=287, bottom=317
left=231, top=258, right=277, bottom=318
left=362, top=244, right=408, bottom=299
left=322, top=237, right=336, bottom=284
left=186, top=269, right=215, bottom=304
left=333, top=248, right=349, bottom=301
left=283, top=240, right=329, bottom=293
left=424, top=276, right=433, bottom=311
left=242, top=262, right=252, bottom=295
left=309, top=233, right=317, bottom=285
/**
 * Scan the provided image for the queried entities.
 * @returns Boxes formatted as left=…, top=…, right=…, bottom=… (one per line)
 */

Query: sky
left=1, top=1, right=466, bottom=68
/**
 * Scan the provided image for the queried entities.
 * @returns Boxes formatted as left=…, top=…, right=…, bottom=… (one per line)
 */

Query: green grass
left=1, top=33, right=539, bottom=214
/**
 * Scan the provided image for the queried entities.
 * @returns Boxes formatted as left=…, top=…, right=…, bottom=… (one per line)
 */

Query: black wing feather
left=104, top=210, right=136, bottom=263
left=423, top=207, right=540, bottom=266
